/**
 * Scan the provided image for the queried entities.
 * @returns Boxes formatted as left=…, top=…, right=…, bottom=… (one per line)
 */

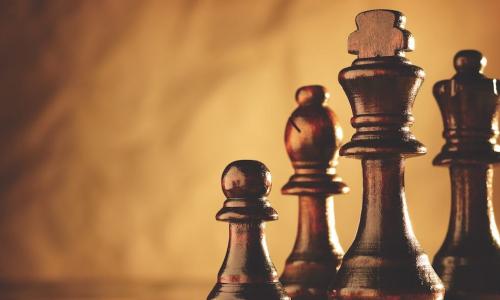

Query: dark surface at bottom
left=207, top=282, right=290, bottom=300
left=0, top=281, right=212, bottom=300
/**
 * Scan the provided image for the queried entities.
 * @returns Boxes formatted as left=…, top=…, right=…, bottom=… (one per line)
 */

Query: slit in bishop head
left=289, top=118, right=301, bottom=133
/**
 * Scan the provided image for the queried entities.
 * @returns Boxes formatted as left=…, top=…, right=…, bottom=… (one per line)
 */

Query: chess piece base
left=208, top=282, right=289, bottom=300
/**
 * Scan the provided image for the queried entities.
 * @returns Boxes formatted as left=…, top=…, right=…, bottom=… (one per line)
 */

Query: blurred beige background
left=0, top=0, right=499, bottom=290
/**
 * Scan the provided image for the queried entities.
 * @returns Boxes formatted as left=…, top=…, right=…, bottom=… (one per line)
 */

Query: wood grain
left=432, top=50, right=500, bottom=299
left=280, top=86, right=348, bottom=300
left=329, top=9, right=444, bottom=300
left=348, top=10, right=414, bottom=59
left=208, top=160, right=289, bottom=300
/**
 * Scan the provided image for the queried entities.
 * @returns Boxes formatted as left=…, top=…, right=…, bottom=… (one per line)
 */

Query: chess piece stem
left=358, top=158, right=411, bottom=252
left=293, top=195, right=341, bottom=261
left=445, top=165, right=498, bottom=248
left=283, top=195, right=342, bottom=299
left=332, top=156, right=443, bottom=299
left=220, top=222, right=276, bottom=283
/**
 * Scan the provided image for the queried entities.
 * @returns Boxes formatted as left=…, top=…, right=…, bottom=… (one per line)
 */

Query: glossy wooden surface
left=432, top=50, right=500, bottom=299
left=331, top=159, right=443, bottom=299
left=281, top=86, right=348, bottom=300
left=328, top=9, right=444, bottom=299
left=348, top=10, right=414, bottom=59
left=208, top=160, right=289, bottom=300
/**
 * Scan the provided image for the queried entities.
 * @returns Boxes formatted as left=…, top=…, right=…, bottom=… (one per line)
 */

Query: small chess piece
left=207, top=160, right=290, bottom=300
left=328, top=9, right=444, bottom=299
left=280, top=85, right=349, bottom=300
left=432, top=50, right=500, bottom=299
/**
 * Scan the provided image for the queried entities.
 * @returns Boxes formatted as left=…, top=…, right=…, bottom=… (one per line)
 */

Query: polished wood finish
left=348, top=10, right=414, bottom=59
left=432, top=50, right=500, bottom=299
left=328, top=9, right=444, bottom=299
left=208, top=160, right=289, bottom=300
left=281, top=86, right=349, bottom=300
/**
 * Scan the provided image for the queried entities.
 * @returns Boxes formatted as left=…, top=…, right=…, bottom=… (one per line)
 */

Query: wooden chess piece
left=328, top=10, right=444, bottom=299
left=280, top=85, right=349, bottom=300
left=432, top=50, right=500, bottom=299
left=207, top=160, right=290, bottom=300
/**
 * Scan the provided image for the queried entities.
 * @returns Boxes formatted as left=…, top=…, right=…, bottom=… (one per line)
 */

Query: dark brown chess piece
left=280, top=85, right=349, bottom=300
left=328, top=9, right=444, bottom=299
left=207, top=160, right=290, bottom=300
left=432, top=50, right=500, bottom=300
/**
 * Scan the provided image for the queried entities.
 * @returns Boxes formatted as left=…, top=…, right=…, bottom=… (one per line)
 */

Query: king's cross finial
left=348, top=10, right=415, bottom=59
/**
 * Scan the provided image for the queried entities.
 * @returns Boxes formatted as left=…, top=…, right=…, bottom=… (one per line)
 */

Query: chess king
left=328, top=10, right=444, bottom=299
left=432, top=50, right=500, bottom=299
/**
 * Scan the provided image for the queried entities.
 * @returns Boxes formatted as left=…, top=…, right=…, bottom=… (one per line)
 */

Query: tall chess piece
left=207, top=160, right=290, bottom=300
left=280, top=86, right=349, bottom=300
left=432, top=50, right=500, bottom=299
left=328, top=10, right=444, bottom=299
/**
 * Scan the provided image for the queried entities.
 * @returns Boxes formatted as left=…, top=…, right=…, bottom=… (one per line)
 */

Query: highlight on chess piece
left=432, top=50, right=500, bottom=299
left=280, top=85, right=349, bottom=300
left=207, top=160, right=290, bottom=300
left=328, top=9, right=444, bottom=299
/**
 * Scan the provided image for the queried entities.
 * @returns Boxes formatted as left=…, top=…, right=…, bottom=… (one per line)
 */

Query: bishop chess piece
left=328, top=10, right=444, bottom=299
left=432, top=50, right=500, bottom=299
left=207, top=160, right=290, bottom=300
left=280, top=86, right=349, bottom=300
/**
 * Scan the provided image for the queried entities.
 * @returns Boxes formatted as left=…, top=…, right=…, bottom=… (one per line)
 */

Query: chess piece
left=432, top=50, right=500, bottom=299
left=207, top=160, right=290, bottom=300
left=280, top=85, right=349, bottom=300
left=328, top=10, right=444, bottom=299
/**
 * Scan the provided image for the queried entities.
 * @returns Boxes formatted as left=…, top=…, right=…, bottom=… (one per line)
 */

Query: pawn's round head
left=454, top=50, right=486, bottom=74
left=295, top=85, right=328, bottom=106
left=221, top=160, right=272, bottom=199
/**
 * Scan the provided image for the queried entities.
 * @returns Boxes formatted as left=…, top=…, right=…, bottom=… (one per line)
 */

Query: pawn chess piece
left=207, top=160, right=290, bottom=300
left=432, top=50, right=500, bottom=299
left=328, top=10, right=444, bottom=299
left=280, top=85, right=349, bottom=300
